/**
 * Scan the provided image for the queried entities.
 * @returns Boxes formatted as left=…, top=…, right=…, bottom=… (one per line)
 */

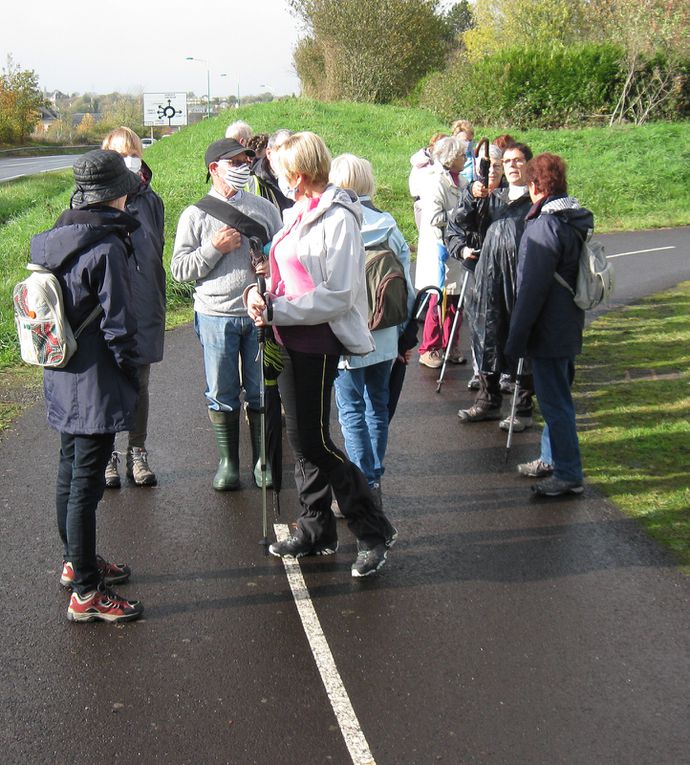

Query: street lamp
left=220, top=73, right=240, bottom=109
left=185, top=56, right=211, bottom=119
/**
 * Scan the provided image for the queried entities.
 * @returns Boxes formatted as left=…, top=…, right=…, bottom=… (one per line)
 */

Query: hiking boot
left=351, top=542, right=388, bottom=578
left=385, top=526, right=398, bottom=549
left=126, top=447, right=157, bottom=486
left=104, top=452, right=121, bottom=488
left=499, top=376, right=515, bottom=394
left=499, top=414, right=534, bottom=433
left=533, top=475, right=584, bottom=496
left=467, top=375, right=480, bottom=391
left=419, top=350, right=443, bottom=369
left=448, top=349, right=466, bottom=365
left=517, top=459, right=554, bottom=478
left=67, top=583, right=143, bottom=623
left=457, top=404, right=502, bottom=422
left=60, top=555, right=131, bottom=590
left=269, top=534, right=338, bottom=559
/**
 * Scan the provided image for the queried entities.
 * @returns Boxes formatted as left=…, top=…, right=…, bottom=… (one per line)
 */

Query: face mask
left=277, top=173, right=298, bottom=201
left=220, top=162, right=251, bottom=191
left=123, top=156, right=142, bottom=174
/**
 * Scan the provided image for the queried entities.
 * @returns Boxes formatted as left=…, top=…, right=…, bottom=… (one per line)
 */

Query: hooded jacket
left=267, top=185, right=374, bottom=356
left=126, top=161, right=166, bottom=364
left=29, top=206, right=140, bottom=434
left=505, top=195, right=593, bottom=360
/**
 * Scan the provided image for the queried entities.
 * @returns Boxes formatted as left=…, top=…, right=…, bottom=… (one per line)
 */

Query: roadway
left=0, top=231, right=688, bottom=764
left=0, top=154, right=80, bottom=182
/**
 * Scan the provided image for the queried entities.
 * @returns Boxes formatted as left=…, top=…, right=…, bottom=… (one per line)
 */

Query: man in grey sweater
left=172, top=138, right=282, bottom=491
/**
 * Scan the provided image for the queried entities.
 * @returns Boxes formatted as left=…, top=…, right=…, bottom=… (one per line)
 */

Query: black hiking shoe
left=351, top=542, right=388, bottom=578
left=269, top=535, right=338, bottom=558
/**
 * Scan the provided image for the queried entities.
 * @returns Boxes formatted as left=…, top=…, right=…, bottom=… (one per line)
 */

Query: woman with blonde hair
left=246, top=132, right=397, bottom=578
left=100, top=126, right=166, bottom=488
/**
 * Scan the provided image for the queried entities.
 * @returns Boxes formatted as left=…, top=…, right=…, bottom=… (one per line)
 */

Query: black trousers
left=278, top=347, right=394, bottom=548
left=56, top=432, right=115, bottom=595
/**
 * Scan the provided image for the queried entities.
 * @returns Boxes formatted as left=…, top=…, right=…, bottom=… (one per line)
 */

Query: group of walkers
left=409, top=121, right=588, bottom=497
left=31, top=115, right=590, bottom=625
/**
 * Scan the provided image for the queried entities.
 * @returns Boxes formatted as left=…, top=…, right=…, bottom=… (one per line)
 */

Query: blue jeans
left=195, top=312, right=260, bottom=412
left=531, top=357, right=583, bottom=482
left=334, top=361, right=393, bottom=486
left=56, top=432, right=115, bottom=595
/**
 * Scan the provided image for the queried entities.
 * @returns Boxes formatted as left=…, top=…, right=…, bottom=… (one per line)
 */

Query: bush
left=421, top=43, right=638, bottom=127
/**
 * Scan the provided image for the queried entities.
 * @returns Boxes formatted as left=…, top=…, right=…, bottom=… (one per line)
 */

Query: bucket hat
left=71, top=149, right=140, bottom=209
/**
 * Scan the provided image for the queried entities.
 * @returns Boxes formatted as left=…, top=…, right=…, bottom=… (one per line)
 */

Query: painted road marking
left=608, top=246, right=676, bottom=259
left=273, top=523, right=377, bottom=765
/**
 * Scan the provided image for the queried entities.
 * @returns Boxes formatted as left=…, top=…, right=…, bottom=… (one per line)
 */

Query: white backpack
left=13, top=264, right=102, bottom=368
left=554, top=229, right=615, bottom=310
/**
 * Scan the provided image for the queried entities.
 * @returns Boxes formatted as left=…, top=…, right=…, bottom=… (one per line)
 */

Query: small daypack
left=554, top=229, right=614, bottom=310
left=13, top=264, right=102, bottom=368
left=364, top=243, right=409, bottom=331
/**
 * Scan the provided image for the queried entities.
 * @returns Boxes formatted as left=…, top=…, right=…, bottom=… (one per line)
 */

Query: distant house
left=33, top=107, right=59, bottom=135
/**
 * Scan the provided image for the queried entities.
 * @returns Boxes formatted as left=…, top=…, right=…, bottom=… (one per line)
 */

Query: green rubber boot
left=208, top=409, right=240, bottom=491
left=247, top=408, right=273, bottom=489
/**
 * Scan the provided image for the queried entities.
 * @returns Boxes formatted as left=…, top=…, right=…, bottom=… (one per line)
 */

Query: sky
left=2, top=0, right=304, bottom=98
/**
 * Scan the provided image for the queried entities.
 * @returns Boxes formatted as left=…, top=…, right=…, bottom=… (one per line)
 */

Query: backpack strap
left=194, top=195, right=270, bottom=246
left=552, top=223, right=586, bottom=296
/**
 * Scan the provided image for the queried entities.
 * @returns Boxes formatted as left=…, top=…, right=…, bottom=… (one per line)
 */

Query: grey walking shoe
left=533, top=475, right=584, bottom=496
left=517, top=458, right=554, bottom=478
left=104, top=451, right=121, bottom=489
left=499, top=414, right=533, bottom=432
left=466, top=375, right=480, bottom=391
left=457, top=404, right=502, bottom=422
left=126, top=447, right=158, bottom=487
left=351, top=542, right=388, bottom=578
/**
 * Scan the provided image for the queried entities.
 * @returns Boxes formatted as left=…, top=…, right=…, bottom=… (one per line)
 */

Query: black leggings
left=278, top=347, right=393, bottom=547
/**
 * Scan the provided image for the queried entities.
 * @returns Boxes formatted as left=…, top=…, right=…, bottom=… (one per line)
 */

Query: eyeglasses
left=502, top=157, right=525, bottom=166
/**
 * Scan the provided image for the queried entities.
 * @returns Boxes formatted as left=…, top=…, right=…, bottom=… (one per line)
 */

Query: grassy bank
left=575, top=282, right=690, bottom=570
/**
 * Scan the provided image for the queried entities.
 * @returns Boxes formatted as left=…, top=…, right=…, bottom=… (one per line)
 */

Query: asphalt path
left=0, top=154, right=80, bottom=182
left=0, top=230, right=688, bottom=764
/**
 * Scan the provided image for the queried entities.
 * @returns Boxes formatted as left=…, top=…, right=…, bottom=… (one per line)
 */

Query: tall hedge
left=420, top=43, right=688, bottom=127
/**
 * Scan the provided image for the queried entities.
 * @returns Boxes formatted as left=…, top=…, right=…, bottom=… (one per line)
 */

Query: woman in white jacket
left=246, top=132, right=397, bottom=578
left=414, top=135, right=469, bottom=368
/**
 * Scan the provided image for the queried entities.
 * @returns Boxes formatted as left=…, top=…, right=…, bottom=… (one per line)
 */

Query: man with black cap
left=172, top=139, right=282, bottom=492
left=30, top=149, right=144, bottom=623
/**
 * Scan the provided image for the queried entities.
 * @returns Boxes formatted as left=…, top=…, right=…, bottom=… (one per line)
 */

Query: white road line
left=274, top=522, right=377, bottom=765
left=608, top=246, right=676, bottom=259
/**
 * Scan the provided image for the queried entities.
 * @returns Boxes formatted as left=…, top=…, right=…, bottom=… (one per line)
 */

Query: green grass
left=575, top=282, right=690, bottom=570
left=0, top=172, right=74, bottom=226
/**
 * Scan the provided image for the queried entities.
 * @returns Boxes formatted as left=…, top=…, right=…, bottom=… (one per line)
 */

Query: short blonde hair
left=451, top=119, right=474, bottom=139
left=225, top=120, right=253, bottom=144
left=101, top=126, right=143, bottom=157
left=277, top=131, right=331, bottom=186
left=329, top=153, right=375, bottom=197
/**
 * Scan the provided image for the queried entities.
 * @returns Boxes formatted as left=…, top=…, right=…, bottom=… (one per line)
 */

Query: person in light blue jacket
left=329, top=154, right=415, bottom=509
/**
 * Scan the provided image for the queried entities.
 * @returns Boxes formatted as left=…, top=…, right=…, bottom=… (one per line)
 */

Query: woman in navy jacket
left=504, top=153, right=593, bottom=497
left=30, top=150, right=144, bottom=622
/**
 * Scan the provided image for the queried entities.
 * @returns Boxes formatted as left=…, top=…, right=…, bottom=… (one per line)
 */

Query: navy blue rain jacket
left=504, top=195, right=593, bottom=360
left=30, top=206, right=141, bottom=434
left=127, top=162, right=166, bottom=364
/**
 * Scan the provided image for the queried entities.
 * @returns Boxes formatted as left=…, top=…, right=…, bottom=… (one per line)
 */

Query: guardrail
left=0, top=144, right=99, bottom=157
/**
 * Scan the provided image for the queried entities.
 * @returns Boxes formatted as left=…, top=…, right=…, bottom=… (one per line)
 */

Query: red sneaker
left=67, top=584, right=143, bottom=623
left=60, top=556, right=131, bottom=589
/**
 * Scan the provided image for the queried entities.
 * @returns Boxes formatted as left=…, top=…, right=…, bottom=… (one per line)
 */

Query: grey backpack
left=554, top=229, right=614, bottom=310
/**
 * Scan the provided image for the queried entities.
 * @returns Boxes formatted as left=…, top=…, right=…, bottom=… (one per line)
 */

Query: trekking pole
left=504, top=357, right=524, bottom=463
left=436, top=270, right=470, bottom=393
left=255, top=275, right=270, bottom=548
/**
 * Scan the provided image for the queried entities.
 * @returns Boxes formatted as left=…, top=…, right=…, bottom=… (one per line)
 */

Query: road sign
left=143, top=93, right=188, bottom=127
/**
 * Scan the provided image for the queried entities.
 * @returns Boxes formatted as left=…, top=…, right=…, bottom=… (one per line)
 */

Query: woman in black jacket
left=504, top=153, right=593, bottom=497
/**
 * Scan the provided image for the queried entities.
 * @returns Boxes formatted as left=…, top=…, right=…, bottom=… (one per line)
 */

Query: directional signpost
left=143, top=93, right=188, bottom=127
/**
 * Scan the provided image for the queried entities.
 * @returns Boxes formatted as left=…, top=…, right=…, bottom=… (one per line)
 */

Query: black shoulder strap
left=194, top=195, right=270, bottom=246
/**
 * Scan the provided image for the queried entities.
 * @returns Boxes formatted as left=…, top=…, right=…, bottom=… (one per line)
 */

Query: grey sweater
left=171, top=188, right=282, bottom=317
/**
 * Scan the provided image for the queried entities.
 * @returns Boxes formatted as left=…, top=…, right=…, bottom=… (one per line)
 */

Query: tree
left=0, top=55, right=43, bottom=144
left=290, top=0, right=451, bottom=102
left=76, top=113, right=96, bottom=140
